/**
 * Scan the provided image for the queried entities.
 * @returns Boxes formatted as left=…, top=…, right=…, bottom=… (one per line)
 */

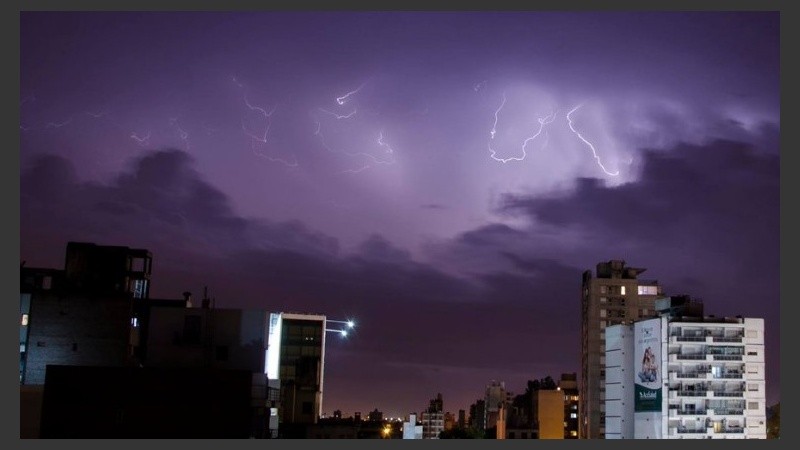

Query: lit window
left=600, top=286, right=608, bottom=294
left=21, top=314, right=28, bottom=326
left=131, top=317, right=139, bottom=328
left=600, top=321, right=606, bottom=329
left=600, top=297, right=607, bottom=303
left=570, top=413, right=577, bottom=419
left=600, top=309, right=607, bottom=318
left=620, top=286, right=626, bottom=295
left=570, top=431, right=578, bottom=437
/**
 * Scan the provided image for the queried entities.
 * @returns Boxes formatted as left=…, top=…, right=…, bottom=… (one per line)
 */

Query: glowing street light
left=325, top=317, right=356, bottom=338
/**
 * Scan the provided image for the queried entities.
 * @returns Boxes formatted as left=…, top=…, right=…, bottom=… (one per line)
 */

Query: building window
left=600, top=309, right=607, bottom=318
left=600, top=286, right=608, bottom=294
left=748, top=402, right=759, bottom=410
left=748, top=384, right=759, bottom=391
left=600, top=321, right=606, bottom=329
left=747, top=351, right=758, bottom=356
left=570, top=413, right=577, bottom=419
left=620, top=286, right=626, bottom=295
left=600, top=297, right=607, bottom=303
left=21, top=314, right=28, bottom=326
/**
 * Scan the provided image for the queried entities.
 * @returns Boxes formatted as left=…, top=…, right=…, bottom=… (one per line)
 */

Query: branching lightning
left=377, top=130, right=394, bottom=154
left=487, top=93, right=556, bottom=163
left=232, top=76, right=298, bottom=168
left=169, top=117, right=191, bottom=151
left=566, top=104, right=619, bottom=176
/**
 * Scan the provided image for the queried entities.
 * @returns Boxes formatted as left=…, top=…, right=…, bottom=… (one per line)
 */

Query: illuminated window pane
left=21, top=314, right=28, bottom=326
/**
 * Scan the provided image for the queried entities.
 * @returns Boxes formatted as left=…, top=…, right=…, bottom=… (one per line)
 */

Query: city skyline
left=20, top=11, right=779, bottom=418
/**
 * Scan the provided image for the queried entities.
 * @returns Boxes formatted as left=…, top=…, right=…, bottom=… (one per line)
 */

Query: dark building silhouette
left=40, top=365, right=251, bottom=438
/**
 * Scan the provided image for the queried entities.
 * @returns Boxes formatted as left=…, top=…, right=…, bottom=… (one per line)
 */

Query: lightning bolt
left=130, top=131, right=151, bottom=146
left=319, top=108, right=357, bottom=119
left=489, top=93, right=507, bottom=140
left=339, top=165, right=370, bottom=174
left=566, top=104, right=620, bottom=176
left=45, top=117, right=73, bottom=129
left=474, top=80, right=487, bottom=92
left=487, top=92, right=556, bottom=163
left=20, top=124, right=35, bottom=132
left=377, top=130, right=394, bottom=154
left=169, top=117, right=190, bottom=150
left=336, top=81, right=369, bottom=105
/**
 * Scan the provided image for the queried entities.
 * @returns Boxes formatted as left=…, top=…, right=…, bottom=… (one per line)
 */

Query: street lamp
left=325, top=318, right=356, bottom=338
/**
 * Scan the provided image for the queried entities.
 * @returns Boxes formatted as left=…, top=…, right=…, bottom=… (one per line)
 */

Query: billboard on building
left=634, top=318, right=663, bottom=439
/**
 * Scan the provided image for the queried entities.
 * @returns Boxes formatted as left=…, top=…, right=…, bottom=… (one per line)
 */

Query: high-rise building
left=485, top=380, right=507, bottom=431
left=421, top=393, right=445, bottom=439
left=605, top=296, right=766, bottom=439
left=580, top=260, right=663, bottom=439
left=266, top=312, right=327, bottom=435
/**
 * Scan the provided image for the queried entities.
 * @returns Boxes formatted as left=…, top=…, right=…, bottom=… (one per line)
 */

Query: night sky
left=20, top=12, right=779, bottom=417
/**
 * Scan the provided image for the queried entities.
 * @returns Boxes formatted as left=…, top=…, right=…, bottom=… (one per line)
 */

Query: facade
left=267, top=312, right=327, bottom=435
left=580, top=260, right=663, bottom=438
left=559, top=373, right=580, bottom=438
left=143, top=302, right=278, bottom=438
left=533, top=389, right=565, bottom=439
left=484, top=380, right=507, bottom=431
left=469, top=399, right=486, bottom=431
left=402, top=413, right=423, bottom=439
left=420, top=393, right=445, bottom=438
left=605, top=297, right=767, bottom=439
left=20, top=242, right=153, bottom=386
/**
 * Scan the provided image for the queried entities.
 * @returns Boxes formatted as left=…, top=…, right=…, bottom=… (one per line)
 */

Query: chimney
left=183, top=291, right=193, bottom=308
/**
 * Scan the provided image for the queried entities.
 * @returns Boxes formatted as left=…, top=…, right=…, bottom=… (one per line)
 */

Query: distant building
left=368, top=408, right=384, bottom=422
left=533, top=389, right=563, bottom=439
left=485, top=380, right=507, bottom=431
left=580, top=260, right=663, bottom=438
left=458, top=409, right=466, bottom=429
left=420, top=393, right=444, bottom=439
left=605, top=296, right=767, bottom=439
left=402, top=413, right=423, bottom=439
left=444, top=411, right=456, bottom=431
left=469, top=399, right=486, bottom=431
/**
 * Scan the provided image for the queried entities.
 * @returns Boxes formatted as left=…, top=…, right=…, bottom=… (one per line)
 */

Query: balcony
left=676, top=353, right=707, bottom=360
left=713, top=391, right=744, bottom=398
left=717, top=428, right=745, bottom=434
left=713, top=373, right=743, bottom=379
left=712, top=355, right=742, bottom=361
left=713, top=336, right=743, bottom=343
left=676, top=336, right=706, bottom=342
left=676, top=410, right=707, bottom=416
left=677, top=390, right=708, bottom=397
left=676, top=427, right=707, bottom=434
left=709, top=409, right=744, bottom=416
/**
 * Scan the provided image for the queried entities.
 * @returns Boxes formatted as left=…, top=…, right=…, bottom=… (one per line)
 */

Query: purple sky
left=20, top=11, right=780, bottom=417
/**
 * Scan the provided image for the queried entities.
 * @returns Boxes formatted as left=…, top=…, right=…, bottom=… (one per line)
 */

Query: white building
left=403, top=413, right=424, bottom=439
left=605, top=297, right=766, bottom=439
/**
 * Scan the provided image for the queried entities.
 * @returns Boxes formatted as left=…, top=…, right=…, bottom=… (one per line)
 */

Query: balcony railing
left=677, top=428, right=707, bottom=434
left=676, top=354, right=707, bottom=360
left=713, top=373, right=743, bottom=379
left=676, top=372, right=703, bottom=379
left=713, top=355, right=742, bottom=361
left=712, top=409, right=744, bottom=415
left=713, top=391, right=744, bottom=397
left=677, top=410, right=707, bottom=415
left=678, top=390, right=708, bottom=397
left=677, top=336, right=706, bottom=342
left=713, top=337, right=743, bottom=343
left=718, top=428, right=745, bottom=434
